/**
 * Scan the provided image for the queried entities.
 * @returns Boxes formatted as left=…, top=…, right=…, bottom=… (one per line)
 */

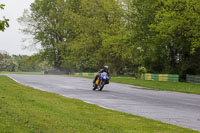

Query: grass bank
left=0, top=75, right=198, bottom=133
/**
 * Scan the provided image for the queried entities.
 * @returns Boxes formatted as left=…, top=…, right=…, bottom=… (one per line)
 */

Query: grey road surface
left=5, top=74, right=200, bottom=131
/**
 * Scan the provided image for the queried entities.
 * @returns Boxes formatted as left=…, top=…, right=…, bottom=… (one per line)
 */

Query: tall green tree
left=128, top=0, right=160, bottom=73
left=19, top=0, right=129, bottom=74
left=19, top=0, right=200, bottom=77
left=128, top=0, right=200, bottom=78
left=150, top=0, right=200, bottom=78
left=18, top=0, right=68, bottom=70
left=67, top=0, right=130, bottom=74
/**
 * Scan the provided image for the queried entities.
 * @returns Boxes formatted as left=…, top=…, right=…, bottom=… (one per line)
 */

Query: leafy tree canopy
left=17, top=0, right=200, bottom=78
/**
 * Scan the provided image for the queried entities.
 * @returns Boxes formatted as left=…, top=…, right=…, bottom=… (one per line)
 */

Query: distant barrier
left=73, top=72, right=97, bottom=77
left=73, top=72, right=179, bottom=82
left=141, top=73, right=179, bottom=82
left=186, top=75, right=200, bottom=83
left=44, top=70, right=67, bottom=75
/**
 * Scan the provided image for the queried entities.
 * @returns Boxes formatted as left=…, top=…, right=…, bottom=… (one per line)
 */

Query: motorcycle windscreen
left=101, top=72, right=108, bottom=80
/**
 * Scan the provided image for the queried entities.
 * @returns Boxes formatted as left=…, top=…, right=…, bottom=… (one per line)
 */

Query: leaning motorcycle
left=93, top=72, right=110, bottom=91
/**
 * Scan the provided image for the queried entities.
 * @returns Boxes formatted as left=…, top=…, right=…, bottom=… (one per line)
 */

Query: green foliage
left=128, top=0, right=200, bottom=79
left=127, top=0, right=160, bottom=73
left=12, top=54, right=51, bottom=72
left=0, top=4, right=9, bottom=31
left=0, top=49, right=54, bottom=73
left=149, top=0, right=200, bottom=78
left=19, top=0, right=130, bottom=74
left=18, top=0, right=200, bottom=77
left=0, top=51, right=48, bottom=72
left=0, top=51, right=17, bottom=72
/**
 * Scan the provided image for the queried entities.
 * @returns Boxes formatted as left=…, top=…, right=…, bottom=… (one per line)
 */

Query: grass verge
left=72, top=75, right=200, bottom=95
left=0, top=71, right=44, bottom=75
left=111, top=77, right=200, bottom=95
left=0, top=75, right=199, bottom=133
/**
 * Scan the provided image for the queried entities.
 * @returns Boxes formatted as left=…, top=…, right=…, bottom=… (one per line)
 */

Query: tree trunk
left=111, top=68, right=117, bottom=76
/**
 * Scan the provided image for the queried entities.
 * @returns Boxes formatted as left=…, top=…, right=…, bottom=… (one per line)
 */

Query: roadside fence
left=73, top=72, right=200, bottom=83
left=186, top=75, right=200, bottom=83
left=73, top=72, right=97, bottom=77
left=141, top=73, right=179, bottom=82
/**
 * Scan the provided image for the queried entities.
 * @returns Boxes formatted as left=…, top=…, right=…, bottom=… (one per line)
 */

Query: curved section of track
left=6, top=74, right=200, bottom=131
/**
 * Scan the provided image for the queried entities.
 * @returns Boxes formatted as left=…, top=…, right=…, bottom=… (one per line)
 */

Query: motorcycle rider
left=93, top=66, right=110, bottom=84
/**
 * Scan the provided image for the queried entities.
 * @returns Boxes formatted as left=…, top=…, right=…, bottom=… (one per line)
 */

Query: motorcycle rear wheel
left=99, top=82, right=105, bottom=91
left=92, top=84, right=97, bottom=91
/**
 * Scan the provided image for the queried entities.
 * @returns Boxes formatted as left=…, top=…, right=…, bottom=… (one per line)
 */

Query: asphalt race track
left=5, top=74, right=200, bottom=131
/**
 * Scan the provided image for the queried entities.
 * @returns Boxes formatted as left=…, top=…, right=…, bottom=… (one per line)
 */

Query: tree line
left=0, top=51, right=50, bottom=72
left=15, top=0, right=200, bottom=79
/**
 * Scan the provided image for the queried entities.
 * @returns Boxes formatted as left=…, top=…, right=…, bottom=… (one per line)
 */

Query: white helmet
left=104, top=66, right=109, bottom=71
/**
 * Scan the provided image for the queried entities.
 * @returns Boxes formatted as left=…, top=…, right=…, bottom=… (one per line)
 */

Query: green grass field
left=0, top=75, right=199, bottom=133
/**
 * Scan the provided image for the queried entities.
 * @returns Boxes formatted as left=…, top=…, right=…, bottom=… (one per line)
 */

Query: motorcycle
left=93, top=72, right=110, bottom=91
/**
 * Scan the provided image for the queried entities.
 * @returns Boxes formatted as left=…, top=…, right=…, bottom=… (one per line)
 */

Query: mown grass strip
left=0, top=75, right=199, bottom=133
left=111, top=77, right=200, bottom=95
left=0, top=71, right=44, bottom=75
left=70, top=75, right=200, bottom=95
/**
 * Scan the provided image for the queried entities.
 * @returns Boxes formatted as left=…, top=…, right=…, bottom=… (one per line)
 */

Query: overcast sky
left=0, top=0, right=37, bottom=55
